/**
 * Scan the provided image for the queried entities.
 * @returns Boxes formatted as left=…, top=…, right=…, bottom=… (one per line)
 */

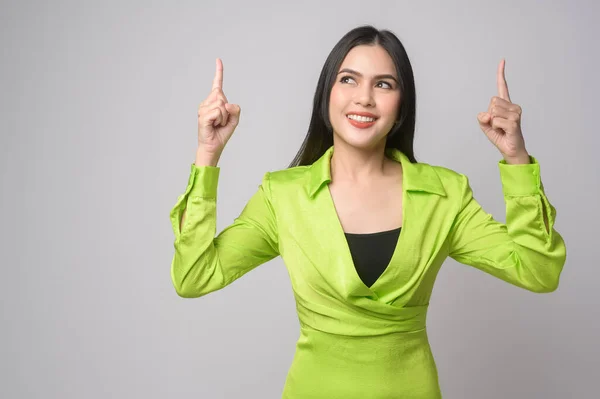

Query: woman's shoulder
left=266, top=164, right=311, bottom=183
left=257, top=165, right=314, bottom=197
left=408, top=158, right=467, bottom=194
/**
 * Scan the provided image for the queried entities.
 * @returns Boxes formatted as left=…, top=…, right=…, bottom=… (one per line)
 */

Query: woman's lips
left=347, top=117, right=377, bottom=129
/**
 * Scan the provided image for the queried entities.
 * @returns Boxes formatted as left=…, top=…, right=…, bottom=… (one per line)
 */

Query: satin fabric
left=169, top=145, right=566, bottom=398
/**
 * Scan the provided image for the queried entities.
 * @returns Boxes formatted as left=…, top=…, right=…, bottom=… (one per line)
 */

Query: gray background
left=1, top=0, right=598, bottom=397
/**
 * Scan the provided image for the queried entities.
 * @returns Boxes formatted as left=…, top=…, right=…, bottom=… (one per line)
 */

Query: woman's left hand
left=477, top=59, right=530, bottom=164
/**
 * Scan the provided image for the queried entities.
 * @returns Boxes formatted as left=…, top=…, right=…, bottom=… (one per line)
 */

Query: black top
left=344, top=227, right=401, bottom=288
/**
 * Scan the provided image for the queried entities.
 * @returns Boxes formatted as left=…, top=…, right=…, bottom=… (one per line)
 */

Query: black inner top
left=344, top=227, right=401, bottom=288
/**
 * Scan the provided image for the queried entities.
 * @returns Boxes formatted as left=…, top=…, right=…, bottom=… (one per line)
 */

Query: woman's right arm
left=169, top=161, right=279, bottom=298
left=169, top=58, right=279, bottom=298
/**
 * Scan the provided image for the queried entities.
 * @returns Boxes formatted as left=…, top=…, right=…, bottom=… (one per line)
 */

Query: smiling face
left=328, top=44, right=402, bottom=150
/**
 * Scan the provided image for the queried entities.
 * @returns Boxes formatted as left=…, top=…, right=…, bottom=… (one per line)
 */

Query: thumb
left=225, top=103, right=241, bottom=125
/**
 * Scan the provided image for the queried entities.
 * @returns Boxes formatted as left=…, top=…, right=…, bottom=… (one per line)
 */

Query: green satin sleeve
left=448, top=156, right=567, bottom=293
left=169, top=164, right=279, bottom=298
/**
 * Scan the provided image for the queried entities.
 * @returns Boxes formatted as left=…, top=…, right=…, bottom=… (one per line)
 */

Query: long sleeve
left=447, top=156, right=567, bottom=293
left=169, top=164, right=279, bottom=298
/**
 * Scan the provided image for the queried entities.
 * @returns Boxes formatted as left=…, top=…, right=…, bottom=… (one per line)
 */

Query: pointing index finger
left=212, top=58, right=223, bottom=91
left=497, top=58, right=511, bottom=102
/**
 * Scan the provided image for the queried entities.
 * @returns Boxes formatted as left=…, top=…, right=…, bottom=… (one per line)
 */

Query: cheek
left=329, top=87, right=344, bottom=111
left=381, top=94, right=401, bottom=119
left=328, top=90, right=348, bottom=126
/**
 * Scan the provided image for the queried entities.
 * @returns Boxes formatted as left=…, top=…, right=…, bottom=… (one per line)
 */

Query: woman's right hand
left=197, top=58, right=241, bottom=157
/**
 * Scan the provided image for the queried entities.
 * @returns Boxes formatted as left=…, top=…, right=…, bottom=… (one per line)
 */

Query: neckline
left=344, top=227, right=402, bottom=237
left=324, top=158, right=406, bottom=294
left=326, top=186, right=405, bottom=294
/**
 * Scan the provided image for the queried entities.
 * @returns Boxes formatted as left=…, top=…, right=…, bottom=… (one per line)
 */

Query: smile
left=346, top=115, right=377, bottom=129
left=346, top=114, right=377, bottom=122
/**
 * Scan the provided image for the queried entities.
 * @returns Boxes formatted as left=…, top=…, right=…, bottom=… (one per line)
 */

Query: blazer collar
left=307, top=145, right=446, bottom=198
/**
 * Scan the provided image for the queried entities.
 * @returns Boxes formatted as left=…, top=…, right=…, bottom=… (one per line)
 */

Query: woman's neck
left=329, top=141, right=394, bottom=184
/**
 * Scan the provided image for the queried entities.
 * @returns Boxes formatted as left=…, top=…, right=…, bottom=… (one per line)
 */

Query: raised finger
left=497, top=59, right=511, bottom=102
left=212, top=58, right=224, bottom=91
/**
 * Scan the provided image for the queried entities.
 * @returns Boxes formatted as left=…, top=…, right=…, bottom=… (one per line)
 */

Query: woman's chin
left=334, top=130, right=386, bottom=149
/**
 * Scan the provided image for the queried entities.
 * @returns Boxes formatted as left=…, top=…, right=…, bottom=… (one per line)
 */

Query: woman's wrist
left=195, top=147, right=221, bottom=167
left=502, top=151, right=531, bottom=165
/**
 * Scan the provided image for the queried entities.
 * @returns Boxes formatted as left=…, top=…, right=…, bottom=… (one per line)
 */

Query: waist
left=295, top=299, right=429, bottom=336
left=297, top=323, right=430, bottom=355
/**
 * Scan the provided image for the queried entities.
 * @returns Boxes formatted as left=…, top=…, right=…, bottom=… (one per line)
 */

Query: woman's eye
left=339, top=76, right=393, bottom=89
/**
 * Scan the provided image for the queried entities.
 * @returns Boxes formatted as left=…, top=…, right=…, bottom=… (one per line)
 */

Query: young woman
left=169, top=25, right=566, bottom=398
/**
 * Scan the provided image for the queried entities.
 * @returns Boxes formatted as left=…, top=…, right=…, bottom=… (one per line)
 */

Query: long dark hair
left=288, top=25, right=417, bottom=168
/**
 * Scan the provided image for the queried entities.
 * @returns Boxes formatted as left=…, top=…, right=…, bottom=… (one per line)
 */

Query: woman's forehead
left=339, top=45, right=397, bottom=76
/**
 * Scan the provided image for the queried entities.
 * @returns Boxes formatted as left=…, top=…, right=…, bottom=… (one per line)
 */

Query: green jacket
left=169, top=145, right=566, bottom=335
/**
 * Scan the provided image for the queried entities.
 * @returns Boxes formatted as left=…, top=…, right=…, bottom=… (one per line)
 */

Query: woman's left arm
left=448, top=59, right=567, bottom=292
left=448, top=161, right=567, bottom=293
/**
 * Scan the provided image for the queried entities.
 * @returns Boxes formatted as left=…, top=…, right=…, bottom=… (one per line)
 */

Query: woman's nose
left=353, top=86, right=375, bottom=107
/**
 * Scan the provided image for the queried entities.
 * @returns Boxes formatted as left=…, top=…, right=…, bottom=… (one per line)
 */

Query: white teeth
left=347, top=114, right=375, bottom=122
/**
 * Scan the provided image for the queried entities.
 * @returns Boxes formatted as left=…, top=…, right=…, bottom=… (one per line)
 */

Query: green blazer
left=169, top=145, right=566, bottom=336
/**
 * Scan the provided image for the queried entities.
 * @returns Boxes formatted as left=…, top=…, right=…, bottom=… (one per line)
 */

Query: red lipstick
left=346, top=111, right=378, bottom=129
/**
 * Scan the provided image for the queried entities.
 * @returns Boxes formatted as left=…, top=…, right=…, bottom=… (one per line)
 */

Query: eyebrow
left=337, top=68, right=399, bottom=84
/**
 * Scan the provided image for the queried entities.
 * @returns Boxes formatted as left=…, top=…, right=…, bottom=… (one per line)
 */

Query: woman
left=169, top=25, right=566, bottom=398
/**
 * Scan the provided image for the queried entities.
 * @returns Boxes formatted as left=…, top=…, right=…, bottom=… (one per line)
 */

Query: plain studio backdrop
left=1, top=0, right=598, bottom=398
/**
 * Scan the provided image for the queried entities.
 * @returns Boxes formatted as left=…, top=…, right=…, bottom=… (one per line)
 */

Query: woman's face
left=329, top=44, right=401, bottom=149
